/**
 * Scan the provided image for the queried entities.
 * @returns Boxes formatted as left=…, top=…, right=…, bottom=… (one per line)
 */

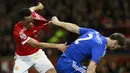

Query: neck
left=106, top=37, right=113, bottom=49
left=21, top=21, right=28, bottom=29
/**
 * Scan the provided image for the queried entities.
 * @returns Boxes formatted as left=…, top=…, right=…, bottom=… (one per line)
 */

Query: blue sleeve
left=79, top=27, right=92, bottom=36
left=91, top=47, right=103, bottom=64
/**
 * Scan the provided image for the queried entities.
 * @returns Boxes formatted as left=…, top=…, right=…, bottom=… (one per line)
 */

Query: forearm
left=36, top=42, right=59, bottom=49
left=55, top=21, right=80, bottom=34
left=27, top=38, right=66, bottom=52
left=29, top=2, right=44, bottom=11
left=86, top=65, right=96, bottom=73
left=86, top=61, right=97, bottom=73
left=26, top=38, right=57, bottom=49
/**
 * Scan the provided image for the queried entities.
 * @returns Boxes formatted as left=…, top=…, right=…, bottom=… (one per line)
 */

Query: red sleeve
left=32, top=11, right=47, bottom=21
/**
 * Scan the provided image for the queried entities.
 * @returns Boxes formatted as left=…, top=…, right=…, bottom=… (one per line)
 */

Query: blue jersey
left=63, top=27, right=107, bottom=64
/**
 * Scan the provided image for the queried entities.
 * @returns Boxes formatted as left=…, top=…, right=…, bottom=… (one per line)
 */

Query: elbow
left=30, top=42, right=41, bottom=48
left=34, top=43, right=41, bottom=48
left=31, top=44, right=38, bottom=48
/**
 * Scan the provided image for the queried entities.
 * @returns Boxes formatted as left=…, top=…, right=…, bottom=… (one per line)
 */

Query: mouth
left=28, top=25, right=34, bottom=29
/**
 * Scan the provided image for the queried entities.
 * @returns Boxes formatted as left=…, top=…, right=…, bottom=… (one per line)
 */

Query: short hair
left=109, top=33, right=125, bottom=46
left=18, top=8, right=31, bottom=20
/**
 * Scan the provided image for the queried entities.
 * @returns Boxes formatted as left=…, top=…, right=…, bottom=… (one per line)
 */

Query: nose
left=29, top=21, right=33, bottom=25
left=28, top=22, right=34, bottom=28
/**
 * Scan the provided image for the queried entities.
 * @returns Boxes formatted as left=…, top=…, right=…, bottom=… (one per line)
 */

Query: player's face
left=109, top=40, right=121, bottom=50
left=22, top=15, right=34, bottom=29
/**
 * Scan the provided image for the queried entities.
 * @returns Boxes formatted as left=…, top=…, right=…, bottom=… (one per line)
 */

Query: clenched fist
left=50, top=16, right=60, bottom=25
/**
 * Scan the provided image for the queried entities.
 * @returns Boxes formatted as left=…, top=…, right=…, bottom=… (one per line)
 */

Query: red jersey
left=13, top=10, right=47, bottom=56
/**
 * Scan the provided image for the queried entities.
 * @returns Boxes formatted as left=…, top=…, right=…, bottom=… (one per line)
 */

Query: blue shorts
left=56, top=55, right=87, bottom=73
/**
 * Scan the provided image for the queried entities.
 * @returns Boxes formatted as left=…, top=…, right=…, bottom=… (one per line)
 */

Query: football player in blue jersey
left=50, top=16, right=125, bottom=73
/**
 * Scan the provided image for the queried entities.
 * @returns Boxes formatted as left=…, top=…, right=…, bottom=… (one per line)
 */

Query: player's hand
left=50, top=16, right=60, bottom=25
left=37, top=2, right=44, bottom=9
left=30, top=2, right=44, bottom=11
left=57, top=42, right=68, bottom=52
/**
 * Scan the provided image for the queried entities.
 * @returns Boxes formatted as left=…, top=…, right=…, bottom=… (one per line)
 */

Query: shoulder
left=13, top=22, right=24, bottom=36
left=14, top=22, right=23, bottom=31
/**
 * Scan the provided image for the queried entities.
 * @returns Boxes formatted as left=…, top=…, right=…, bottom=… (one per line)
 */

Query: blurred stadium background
left=0, top=0, right=130, bottom=73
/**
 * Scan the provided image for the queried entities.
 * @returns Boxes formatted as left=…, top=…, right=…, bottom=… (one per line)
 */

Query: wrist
left=53, top=21, right=61, bottom=26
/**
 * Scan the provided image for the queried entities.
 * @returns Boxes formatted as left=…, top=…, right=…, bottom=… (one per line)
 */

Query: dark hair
left=18, top=8, right=31, bottom=20
left=109, top=33, right=125, bottom=46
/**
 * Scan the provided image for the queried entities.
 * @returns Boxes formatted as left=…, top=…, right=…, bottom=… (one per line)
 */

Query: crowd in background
left=96, top=57, right=130, bottom=73
left=0, top=0, right=130, bottom=73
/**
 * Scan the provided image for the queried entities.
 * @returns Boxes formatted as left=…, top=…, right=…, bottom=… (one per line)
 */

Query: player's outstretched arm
left=86, top=61, right=97, bottom=73
left=29, top=2, right=44, bottom=11
left=50, top=16, right=80, bottom=34
left=26, top=37, right=67, bottom=52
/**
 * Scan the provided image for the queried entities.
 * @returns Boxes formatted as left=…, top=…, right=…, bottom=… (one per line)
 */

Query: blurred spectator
left=1, top=60, right=10, bottom=73
left=107, top=60, right=118, bottom=73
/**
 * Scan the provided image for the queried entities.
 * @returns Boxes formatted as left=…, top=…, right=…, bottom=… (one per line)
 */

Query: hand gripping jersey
left=13, top=10, right=47, bottom=56
left=63, top=27, right=107, bottom=64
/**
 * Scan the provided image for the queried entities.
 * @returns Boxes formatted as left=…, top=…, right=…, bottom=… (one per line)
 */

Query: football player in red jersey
left=13, top=2, right=67, bottom=73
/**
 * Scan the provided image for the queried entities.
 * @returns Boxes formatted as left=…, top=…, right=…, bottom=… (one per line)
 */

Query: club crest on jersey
left=15, top=65, right=19, bottom=70
left=20, top=33, right=27, bottom=40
